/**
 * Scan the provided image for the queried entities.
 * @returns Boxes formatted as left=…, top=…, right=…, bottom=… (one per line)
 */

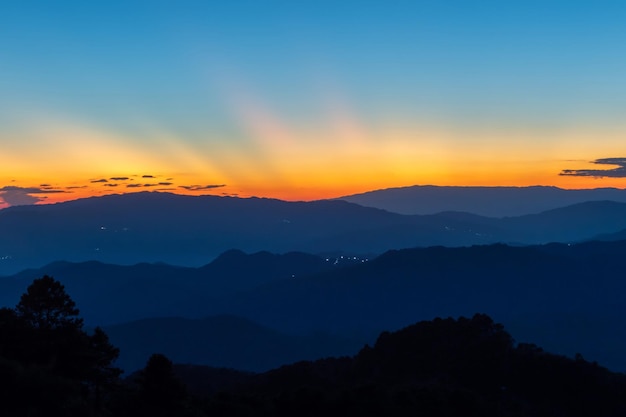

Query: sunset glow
left=2, top=1, right=626, bottom=208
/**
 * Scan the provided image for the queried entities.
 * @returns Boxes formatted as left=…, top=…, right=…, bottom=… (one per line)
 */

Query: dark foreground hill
left=146, top=315, right=626, bottom=417
left=6, top=191, right=626, bottom=275
left=103, top=315, right=361, bottom=373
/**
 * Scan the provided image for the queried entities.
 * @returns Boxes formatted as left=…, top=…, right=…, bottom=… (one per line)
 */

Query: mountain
left=172, top=314, right=626, bottom=417
left=340, top=185, right=626, bottom=216
left=0, top=191, right=488, bottom=275
left=103, top=315, right=361, bottom=373
left=0, top=250, right=345, bottom=325
left=200, top=241, right=626, bottom=372
left=6, top=191, right=626, bottom=275
left=4, top=241, right=626, bottom=371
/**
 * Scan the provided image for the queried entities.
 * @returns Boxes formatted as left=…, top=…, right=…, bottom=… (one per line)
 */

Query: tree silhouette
left=0, top=275, right=121, bottom=416
left=15, top=275, right=82, bottom=331
left=137, top=353, right=188, bottom=416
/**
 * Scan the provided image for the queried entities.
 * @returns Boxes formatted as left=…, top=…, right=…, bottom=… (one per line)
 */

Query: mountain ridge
left=5, top=191, right=626, bottom=275
left=339, top=184, right=626, bottom=217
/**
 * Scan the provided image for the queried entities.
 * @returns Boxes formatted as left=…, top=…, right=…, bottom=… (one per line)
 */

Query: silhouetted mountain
left=0, top=191, right=492, bottom=275
left=3, top=240, right=626, bottom=372
left=6, top=191, right=626, bottom=275
left=175, top=315, right=626, bottom=417
left=591, top=228, right=626, bottom=242
left=498, top=200, right=626, bottom=242
left=0, top=250, right=341, bottom=325
left=340, top=184, right=626, bottom=216
left=103, top=315, right=361, bottom=373
left=200, top=241, right=626, bottom=372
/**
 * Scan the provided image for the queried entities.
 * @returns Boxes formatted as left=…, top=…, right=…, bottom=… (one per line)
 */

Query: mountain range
left=4, top=190, right=626, bottom=275
left=3, top=240, right=626, bottom=373
left=3, top=187, right=626, bottom=375
left=340, top=185, right=626, bottom=216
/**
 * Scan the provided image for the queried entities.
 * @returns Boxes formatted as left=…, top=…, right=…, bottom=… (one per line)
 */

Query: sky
left=2, top=0, right=626, bottom=208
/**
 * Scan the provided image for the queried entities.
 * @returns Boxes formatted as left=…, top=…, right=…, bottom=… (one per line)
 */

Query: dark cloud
left=110, top=177, right=129, bottom=181
left=91, top=178, right=108, bottom=183
left=143, top=183, right=158, bottom=187
left=126, top=184, right=142, bottom=188
left=103, top=183, right=119, bottom=187
left=142, top=175, right=155, bottom=178
left=560, top=157, right=626, bottom=178
left=40, top=183, right=51, bottom=187
left=0, top=186, right=67, bottom=207
left=179, top=184, right=226, bottom=191
left=159, top=182, right=173, bottom=186
left=66, top=186, right=87, bottom=189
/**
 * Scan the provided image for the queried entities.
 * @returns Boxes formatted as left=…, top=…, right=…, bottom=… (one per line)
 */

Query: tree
left=1, top=275, right=122, bottom=415
left=87, top=327, right=122, bottom=410
left=15, top=275, right=83, bottom=331
left=137, top=353, right=188, bottom=416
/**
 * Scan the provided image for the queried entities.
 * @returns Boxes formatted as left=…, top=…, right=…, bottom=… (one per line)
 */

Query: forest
left=2, top=275, right=626, bottom=416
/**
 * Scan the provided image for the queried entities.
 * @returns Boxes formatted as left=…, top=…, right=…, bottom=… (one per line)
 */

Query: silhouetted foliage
left=4, top=274, right=626, bottom=416
left=193, top=314, right=626, bottom=417
left=16, top=275, right=83, bottom=330
left=0, top=275, right=121, bottom=416
left=116, top=353, right=193, bottom=417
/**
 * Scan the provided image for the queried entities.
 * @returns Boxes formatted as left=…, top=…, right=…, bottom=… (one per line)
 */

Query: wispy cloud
left=560, top=157, right=626, bottom=178
left=110, top=177, right=129, bottom=181
left=179, top=184, right=226, bottom=191
left=0, top=186, right=67, bottom=207
left=90, top=178, right=108, bottom=183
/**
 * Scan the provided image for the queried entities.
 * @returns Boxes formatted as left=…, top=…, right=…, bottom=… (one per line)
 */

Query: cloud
left=560, top=157, right=626, bottom=178
left=0, top=186, right=67, bottom=207
left=179, top=184, right=226, bottom=191
left=159, top=182, right=173, bottom=186
left=103, top=183, right=119, bottom=187
left=142, top=175, right=155, bottom=178
left=110, top=177, right=129, bottom=181
left=91, top=178, right=108, bottom=183
left=126, top=184, right=142, bottom=188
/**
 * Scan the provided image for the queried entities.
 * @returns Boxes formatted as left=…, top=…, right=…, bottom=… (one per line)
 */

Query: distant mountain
left=0, top=191, right=486, bottom=275
left=104, top=315, right=361, bottom=373
left=590, top=228, right=626, bottom=242
left=4, top=241, right=626, bottom=371
left=339, top=185, right=626, bottom=216
left=496, top=200, right=626, bottom=242
left=0, top=250, right=344, bottom=325
left=6, top=191, right=626, bottom=275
